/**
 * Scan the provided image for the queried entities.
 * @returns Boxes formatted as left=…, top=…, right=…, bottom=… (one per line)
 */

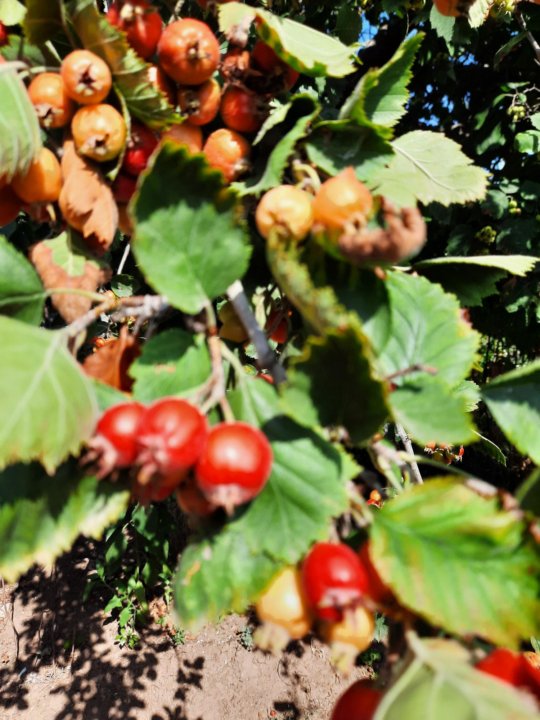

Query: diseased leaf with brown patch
left=29, top=232, right=111, bottom=323
left=59, top=140, right=119, bottom=255
left=83, top=326, right=141, bottom=392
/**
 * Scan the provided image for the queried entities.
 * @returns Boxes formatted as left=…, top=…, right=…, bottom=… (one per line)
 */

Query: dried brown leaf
left=59, top=140, right=119, bottom=255
left=29, top=239, right=111, bottom=323
left=83, top=326, right=141, bottom=392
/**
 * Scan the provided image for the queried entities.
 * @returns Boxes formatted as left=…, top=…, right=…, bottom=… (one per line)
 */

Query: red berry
left=476, top=649, right=540, bottom=701
left=137, top=398, right=208, bottom=475
left=301, top=542, right=370, bottom=622
left=251, top=41, right=299, bottom=91
left=112, top=173, right=137, bottom=203
left=195, top=422, right=273, bottom=511
left=331, top=680, right=382, bottom=720
left=203, top=128, right=251, bottom=182
left=123, top=122, right=158, bottom=176
left=178, top=78, right=221, bottom=126
left=107, top=0, right=163, bottom=59
left=61, top=50, right=112, bottom=105
left=96, top=402, right=145, bottom=467
left=0, top=22, right=7, bottom=47
left=157, top=19, right=219, bottom=85
left=220, top=86, right=268, bottom=134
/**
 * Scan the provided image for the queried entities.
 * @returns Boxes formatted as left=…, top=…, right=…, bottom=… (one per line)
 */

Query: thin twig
left=116, top=242, right=131, bottom=275
left=395, top=425, right=423, bottom=484
left=227, top=280, right=287, bottom=385
left=202, top=304, right=235, bottom=421
left=516, top=11, right=540, bottom=64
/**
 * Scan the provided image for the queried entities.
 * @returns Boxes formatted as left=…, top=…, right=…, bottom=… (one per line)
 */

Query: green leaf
left=0, top=235, right=45, bottom=324
left=130, top=329, right=211, bottom=403
left=219, top=2, right=357, bottom=78
left=339, top=35, right=423, bottom=137
left=23, top=0, right=62, bottom=44
left=91, top=379, right=128, bottom=413
left=415, top=255, right=538, bottom=307
left=0, top=61, right=42, bottom=181
left=306, top=124, right=394, bottom=180
left=67, top=0, right=179, bottom=130
left=228, top=379, right=351, bottom=561
left=375, top=636, right=540, bottom=720
left=473, top=431, right=507, bottom=466
left=370, top=479, right=540, bottom=648
left=514, top=130, right=540, bottom=155
left=530, top=113, right=540, bottom=131
left=234, top=96, right=319, bottom=196
left=0, top=462, right=129, bottom=583
left=390, top=377, right=476, bottom=445
left=0, top=316, right=98, bottom=472
left=482, top=360, right=540, bottom=465
left=467, top=0, right=491, bottom=28
left=429, top=6, right=455, bottom=48
left=335, top=2, right=362, bottom=45
left=175, top=529, right=281, bottom=631
left=371, top=131, right=488, bottom=207
left=282, top=328, right=389, bottom=444
left=516, top=469, right=540, bottom=516
left=0, top=0, right=26, bottom=25
left=131, top=143, right=251, bottom=314
left=375, top=271, right=479, bottom=386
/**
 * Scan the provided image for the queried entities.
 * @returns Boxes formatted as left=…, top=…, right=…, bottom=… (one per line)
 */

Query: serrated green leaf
left=375, top=271, right=479, bottom=386
left=91, top=379, right=128, bottom=413
left=335, top=2, right=362, bottom=45
left=370, top=480, right=540, bottom=647
left=0, top=62, right=42, bottom=181
left=370, top=131, right=488, bottom=207
left=530, top=113, right=540, bottom=131
left=282, top=328, right=389, bottom=444
left=467, top=0, right=490, bottom=28
left=0, top=462, right=129, bottom=582
left=482, top=360, right=540, bottom=464
left=514, top=130, right=540, bottom=154
left=306, top=124, right=394, bottom=180
left=415, top=255, right=538, bottom=307
left=67, top=0, right=179, bottom=130
left=23, top=0, right=62, bottom=44
left=0, top=316, right=98, bottom=472
left=228, top=378, right=350, bottom=560
left=473, top=431, right=507, bottom=466
left=339, top=35, right=423, bottom=136
left=375, top=636, right=540, bottom=720
left=429, top=6, right=455, bottom=48
left=0, top=0, right=26, bottom=25
left=219, top=2, right=357, bottom=78
left=131, top=143, right=251, bottom=314
left=0, top=235, right=45, bottom=324
left=234, top=96, right=319, bottom=196
left=390, top=376, right=476, bottom=445
left=130, top=329, right=211, bottom=403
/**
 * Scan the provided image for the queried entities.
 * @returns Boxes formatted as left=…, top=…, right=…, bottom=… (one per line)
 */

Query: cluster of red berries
left=254, top=541, right=392, bottom=672
left=91, top=397, right=273, bottom=512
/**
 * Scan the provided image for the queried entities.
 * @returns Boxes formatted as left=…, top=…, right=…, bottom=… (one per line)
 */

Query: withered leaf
left=337, top=199, right=427, bottom=265
left=29, top=232, right=111, bottom=323
left=83, top=326, right=141, bottom=392
left=59, top=140, right=119, bottom=255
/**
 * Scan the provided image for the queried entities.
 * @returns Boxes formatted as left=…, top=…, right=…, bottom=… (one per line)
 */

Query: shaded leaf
left=59, top=140, right=118, bottom=255
left=130, top=329, right=211, bottom=403
left=0, top=462, right=129, bottom=583
left=131, top=143, right=251, bottom=314
left=370, top=480, right=540, bottom=647
left=482, top=360, right=540, bottom=465
left=23, top=0, right=62, bottom=45
left=0, top=315, right=98, bottom=472
left=516, top=469, right=540, bottom=516
left=28, top=232, right=111, bottom=323
left=370, top=131, right=488, bottom=207
left=83, top=326, right=141, bottom=392
left=0, top=234, right=44, bottom=324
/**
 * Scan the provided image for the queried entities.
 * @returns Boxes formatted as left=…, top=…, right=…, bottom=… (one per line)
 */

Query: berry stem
left=202, top=303, right=235, bottom=422
left=395, top=425, right=423, bottom=485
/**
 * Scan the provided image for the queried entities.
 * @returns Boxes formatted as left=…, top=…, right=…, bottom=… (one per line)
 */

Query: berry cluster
left=254, top=541, right=393, bottom=673
left=90, top=397, right=273, bottom=512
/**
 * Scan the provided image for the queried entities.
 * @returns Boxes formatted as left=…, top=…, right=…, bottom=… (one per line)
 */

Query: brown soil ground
left=0, top=542, right=373, bottom=720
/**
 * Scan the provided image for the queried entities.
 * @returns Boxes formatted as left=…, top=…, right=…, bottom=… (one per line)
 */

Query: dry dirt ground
left=0, top=541, right=372, bottom=720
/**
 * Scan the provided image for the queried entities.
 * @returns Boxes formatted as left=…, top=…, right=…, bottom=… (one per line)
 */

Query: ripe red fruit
left=265, top=308, right=289, bottom=344
left=12, top=148, right=62, bottom=204
left=61, top=50, right=112, bottom=105
left=220, top=47, right=250, bottom=83
left=358, top=542, right=392, bottom=605
left=123, top=122, right=158, bottom=176
left=476, top=648, right=540, bottom=702
left=112, top=173, right=137, bottom=204
left=107, top=0, right=163, bottom=60
left=147, top=64, right=176, bottom=106
left=28, top=73, right=75, bottom=129
left=195, top=422, right=273, bottom=510
left=313, top=168, right=373, bottom=234
left=251, top=41, right=299, bottom=91
left=137, top=398, right=208, bottom=475
left=157, top=19, right=219, bottom=85
left=301, top=543, right=370, bottom=622
left=433, top=0, right=463, bottom=16
left=331, top=680, right=382, bottom=720
left=256, top=185, right=314, bottom=242
left=0, top=185, right=23, bottom=226
left=203, top=128, right=251, bottom=182
left=220, top=86, right=268, bottom=134
left=0, top=22, right=7, bottom=47
left=96, top=402, right=145, bottom=467
left=175, top=475, right=216, bottom=517
left=178, top=78, right=221, bottom=126
left=162, top=123, right=203, bottom=154
left=72, top=103, right=127, bottom=162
